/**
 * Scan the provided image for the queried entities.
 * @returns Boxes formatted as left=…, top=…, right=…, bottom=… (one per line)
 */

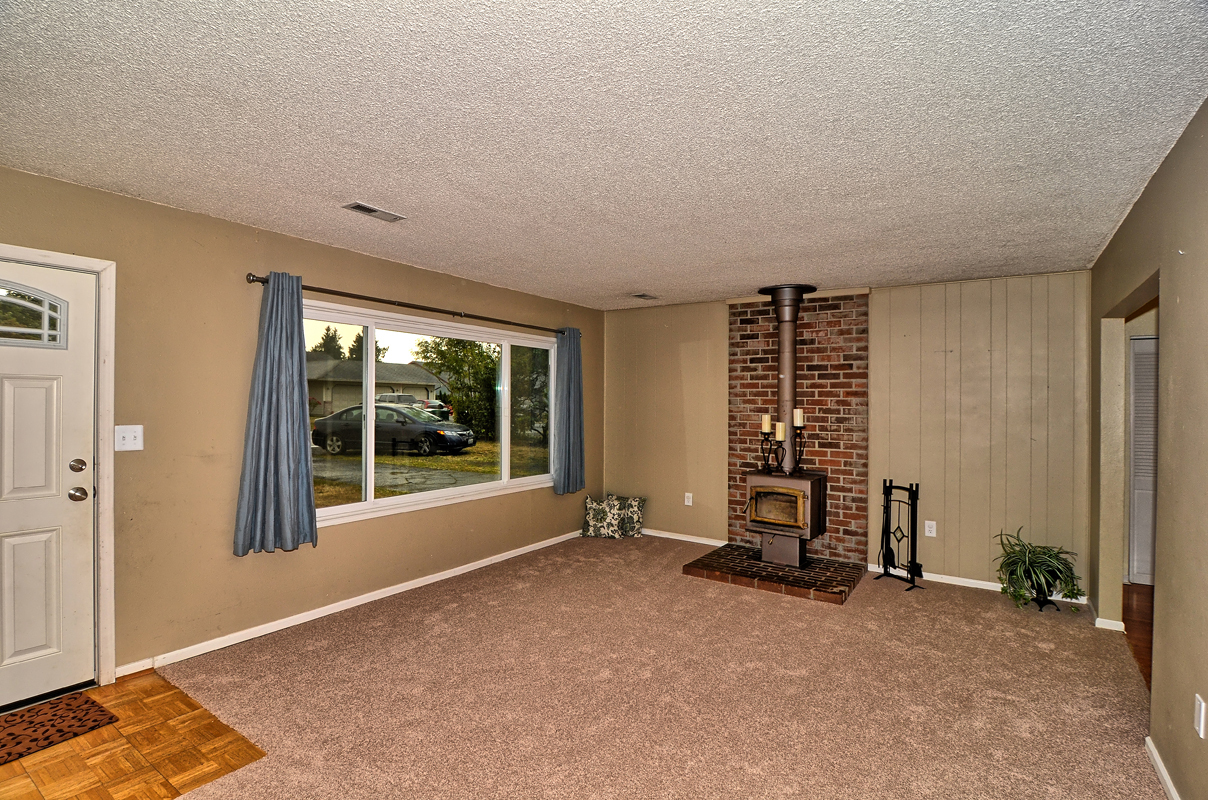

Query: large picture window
left=303, top=300, right=555, bottom=524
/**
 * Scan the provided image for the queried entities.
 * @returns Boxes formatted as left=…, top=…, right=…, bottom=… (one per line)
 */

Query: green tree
left=348, top=331, right=388, bottom=362
left=309, top=326, right=344, bottom=359
left=413, top=337, right=500, bottom=439
left=0, top=290, right=43, bottom=334
left=510, top=346, right=549, bottom=446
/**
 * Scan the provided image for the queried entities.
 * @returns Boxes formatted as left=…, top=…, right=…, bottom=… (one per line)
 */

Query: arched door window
left=0, top=280, right=67, bottom=348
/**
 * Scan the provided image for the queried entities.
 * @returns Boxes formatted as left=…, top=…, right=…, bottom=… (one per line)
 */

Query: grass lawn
left=372, top=439, right=549, bottom=477
left=313, top=440, right=549, bottom=508
left=510, top=441, right=551, bottom=477
left=314, top=477, right=405, bottom=507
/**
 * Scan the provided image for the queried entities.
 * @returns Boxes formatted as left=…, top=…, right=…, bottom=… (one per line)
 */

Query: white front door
left=0, top=260, right=97, bottom=706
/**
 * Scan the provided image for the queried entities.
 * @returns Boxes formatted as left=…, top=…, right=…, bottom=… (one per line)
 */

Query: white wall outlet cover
left=115, top=425, right=144, bottom=451
left=1196, top=694, right=1206, bottom=739
left=684, top=493, right=693, bottom=506
left=925, top=520, right=937, bottom=537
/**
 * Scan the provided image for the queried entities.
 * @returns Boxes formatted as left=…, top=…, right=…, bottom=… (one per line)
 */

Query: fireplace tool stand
left=875, top=480, right=924, bottom=590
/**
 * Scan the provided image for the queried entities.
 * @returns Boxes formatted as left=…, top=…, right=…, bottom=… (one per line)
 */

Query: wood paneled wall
left=868, top=272, right=1091, bottom=582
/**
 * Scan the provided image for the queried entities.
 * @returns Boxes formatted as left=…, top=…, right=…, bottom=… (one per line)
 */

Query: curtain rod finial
left=246, top=273, right=264, bottom=284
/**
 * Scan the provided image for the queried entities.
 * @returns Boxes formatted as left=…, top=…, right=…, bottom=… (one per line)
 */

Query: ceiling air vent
left=631, top=293, right=659, bottom=301
left=342, top=202, right=406, bottom=223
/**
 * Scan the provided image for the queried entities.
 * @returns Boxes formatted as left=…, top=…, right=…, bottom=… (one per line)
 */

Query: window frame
left=304, top=298, right=556, bottom=528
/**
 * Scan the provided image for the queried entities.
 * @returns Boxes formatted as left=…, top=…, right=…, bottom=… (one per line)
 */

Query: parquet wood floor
left=0, top=671, right=264, bottom=799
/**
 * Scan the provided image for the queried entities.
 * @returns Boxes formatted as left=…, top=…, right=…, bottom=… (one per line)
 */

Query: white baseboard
left=116, top=530, right=581, bottom=677
left=1146, top=736, right=1182, bottom=800
left=641, top=528, right=728, bottom=547
left=1082, top=597, right=1126, bottom=630
left=866, top=562, right=1089, bottom=605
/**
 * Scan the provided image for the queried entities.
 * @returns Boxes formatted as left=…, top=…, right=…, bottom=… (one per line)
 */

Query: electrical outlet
left=1196, top=694, right=1206, bottom=739
left=925, top=520, right=937, bottom=537
left=115, top=425, right=144, bottom=451
left=684, top=493, right=693, bottom=506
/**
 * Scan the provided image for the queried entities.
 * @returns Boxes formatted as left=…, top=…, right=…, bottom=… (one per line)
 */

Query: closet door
left=1129, top=336, right=1158, bottom=586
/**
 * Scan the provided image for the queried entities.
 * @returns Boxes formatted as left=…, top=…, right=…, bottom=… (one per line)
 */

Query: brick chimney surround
left=727, top=294, right=870, bottom=565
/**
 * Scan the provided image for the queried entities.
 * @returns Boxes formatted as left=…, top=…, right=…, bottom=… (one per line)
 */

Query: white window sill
left=316, top=474, right=555, bottom=528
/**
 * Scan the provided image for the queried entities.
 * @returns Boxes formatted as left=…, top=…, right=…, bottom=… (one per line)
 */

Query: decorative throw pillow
left=582, top=495, right=623, bottom=538
left=608, top=493, right=646, bottom=538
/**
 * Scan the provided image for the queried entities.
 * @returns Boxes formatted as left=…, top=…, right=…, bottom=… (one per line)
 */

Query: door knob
left=68, top=487, right=89, bottom=501
left=69, top=458, right=87, bottom=473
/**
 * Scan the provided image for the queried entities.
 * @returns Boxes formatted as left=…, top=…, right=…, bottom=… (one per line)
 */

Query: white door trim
left=0, top=242, right=116, bottom=687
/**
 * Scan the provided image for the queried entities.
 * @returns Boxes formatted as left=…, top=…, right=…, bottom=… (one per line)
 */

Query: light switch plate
left=684, top=493, right=693, bottom=506
left=1196, top=694, right=1206, bottom=739
left=925, top=520, right=937, bottom=537
left=115, top=425, right=144, bottom=451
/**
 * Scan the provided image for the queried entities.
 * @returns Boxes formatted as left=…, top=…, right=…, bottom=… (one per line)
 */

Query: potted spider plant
left=994, top=527, right=1086, bottom=612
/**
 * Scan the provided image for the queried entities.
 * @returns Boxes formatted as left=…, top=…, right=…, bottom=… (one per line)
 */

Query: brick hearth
left=683, top=544, right=865, bottom=604
left=727, top=295, right=870, bottom=563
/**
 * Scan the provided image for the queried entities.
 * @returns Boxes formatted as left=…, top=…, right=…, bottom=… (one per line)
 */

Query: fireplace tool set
left=875, top=480, right=924, bottom=590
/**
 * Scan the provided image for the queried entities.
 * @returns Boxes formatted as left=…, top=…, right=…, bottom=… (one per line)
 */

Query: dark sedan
left=311, top=403, right=476, bottom=456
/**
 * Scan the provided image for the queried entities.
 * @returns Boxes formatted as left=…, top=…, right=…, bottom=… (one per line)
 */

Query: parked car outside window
left=312, top=403, right=475, bottom=456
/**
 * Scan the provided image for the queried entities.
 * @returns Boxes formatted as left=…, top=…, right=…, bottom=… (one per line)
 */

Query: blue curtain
left=552, top=327, right=584, bottom=495
left=234, top=272, right=318, bottom=555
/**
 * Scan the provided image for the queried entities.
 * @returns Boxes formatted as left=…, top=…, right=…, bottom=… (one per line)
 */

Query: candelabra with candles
left=757, top=414, right=782, bottom=473
left=758, top=413, right=805, bottom=474
left=790, top=408, right=808, bottom=473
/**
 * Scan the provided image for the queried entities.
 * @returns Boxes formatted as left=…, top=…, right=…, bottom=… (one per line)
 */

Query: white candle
left=793, top=408, right=805, bottom=427
left=761, top=413, right=772, bottom=433
left=774, top=422, right=786, bottom=441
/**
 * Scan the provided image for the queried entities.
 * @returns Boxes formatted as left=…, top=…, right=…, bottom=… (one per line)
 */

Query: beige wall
left=1090, top=99, right=1208, bottom=800
left=603, top=303, right=729, bottom=540
left=0, top=166, right=604, bottom=666
left=868, top=273, right=1091, bottom=583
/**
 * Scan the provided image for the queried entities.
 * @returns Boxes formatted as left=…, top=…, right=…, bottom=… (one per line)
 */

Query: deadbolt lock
left=69, top=458, right=87, bottom=473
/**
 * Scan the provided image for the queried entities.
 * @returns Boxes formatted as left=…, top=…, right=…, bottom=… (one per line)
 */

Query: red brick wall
left=727, top=295, right=869, bottom=563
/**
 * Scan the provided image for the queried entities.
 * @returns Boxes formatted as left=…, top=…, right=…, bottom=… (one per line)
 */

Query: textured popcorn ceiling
left=2, top=2, right=1207, bottom=309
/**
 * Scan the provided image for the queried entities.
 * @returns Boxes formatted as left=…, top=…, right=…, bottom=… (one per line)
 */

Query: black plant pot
left=1029, top=580, right=1059, bottom=612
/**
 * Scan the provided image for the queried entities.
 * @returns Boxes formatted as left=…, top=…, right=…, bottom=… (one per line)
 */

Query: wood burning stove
left=746, top=470, right=826, bottom=567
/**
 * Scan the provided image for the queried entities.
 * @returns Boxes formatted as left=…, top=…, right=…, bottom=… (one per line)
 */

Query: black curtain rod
left=245, top=273, right=561, bottom=335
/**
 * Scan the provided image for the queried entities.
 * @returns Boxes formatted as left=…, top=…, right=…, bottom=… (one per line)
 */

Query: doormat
left=0, top=692, right=118, bottom=765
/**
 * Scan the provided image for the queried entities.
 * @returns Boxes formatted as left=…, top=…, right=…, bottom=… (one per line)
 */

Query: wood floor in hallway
left=1123, top=582, right=1155, bottom=689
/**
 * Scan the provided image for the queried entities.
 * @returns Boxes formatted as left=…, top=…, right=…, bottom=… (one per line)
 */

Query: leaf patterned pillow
left=582, top=495, right=623, bottom=538
left=608, top=494, right=646, bottom=537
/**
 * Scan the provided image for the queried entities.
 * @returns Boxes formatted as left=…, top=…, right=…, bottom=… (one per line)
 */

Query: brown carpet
left=0, top=692, right=118, bottom=765
left=161, top=537, right=1159, bottom=799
